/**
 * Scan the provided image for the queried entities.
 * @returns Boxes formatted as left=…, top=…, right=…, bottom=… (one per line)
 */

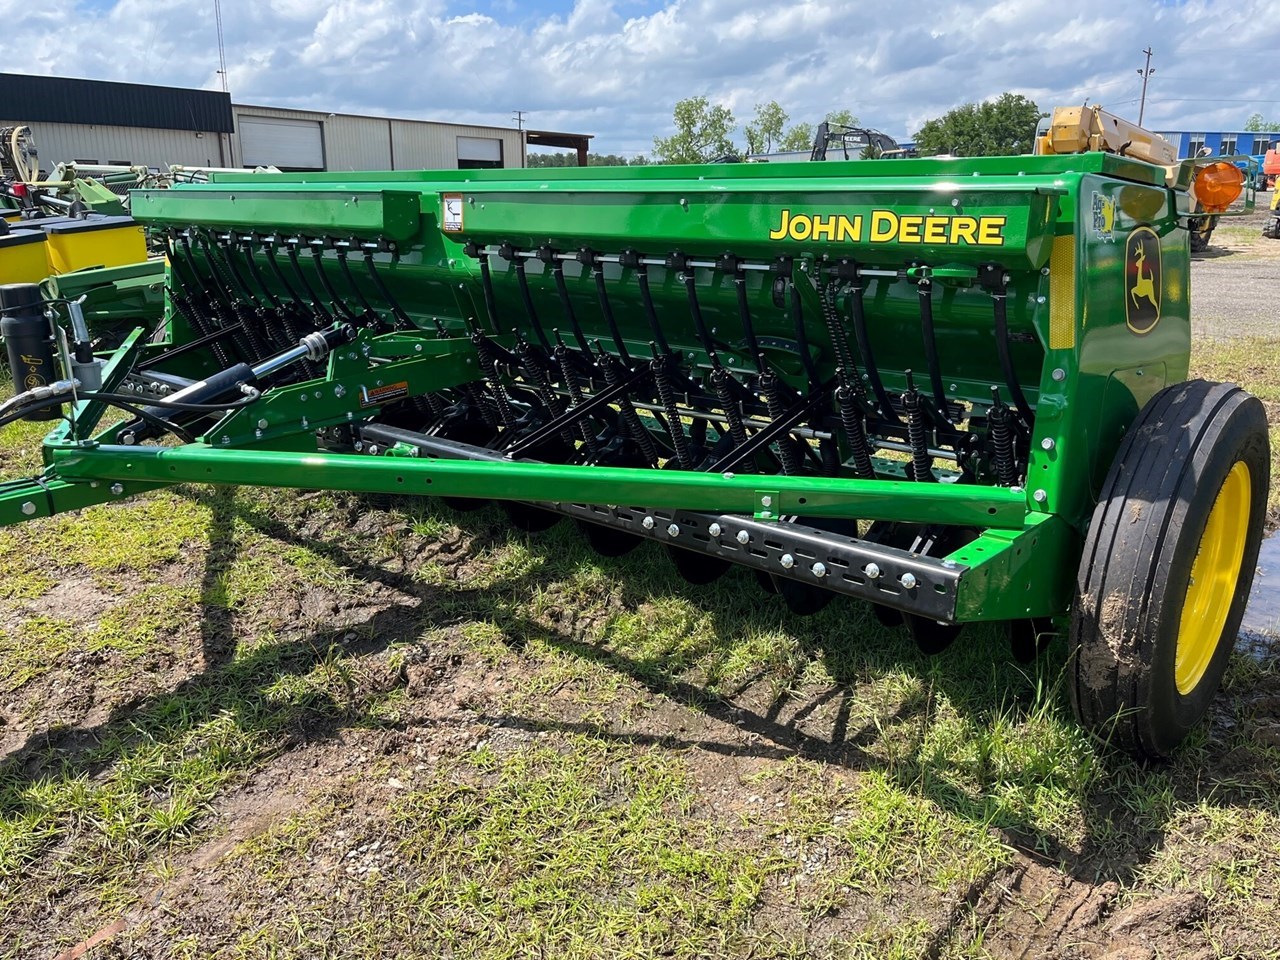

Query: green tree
left=779, top=122, right=814, bottom=151
left=744, top=100, right=788, bottom=154
left=653, top=96, right=737, bottom=163
left=1244, top=113, right=1280, bottom=133
left=825, top=109, right=859, bottom=128
left=914, top=93, right=1043, bottom=157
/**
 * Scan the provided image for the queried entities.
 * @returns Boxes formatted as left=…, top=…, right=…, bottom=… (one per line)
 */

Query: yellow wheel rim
left=1176, top=461, right=1252, bottom=695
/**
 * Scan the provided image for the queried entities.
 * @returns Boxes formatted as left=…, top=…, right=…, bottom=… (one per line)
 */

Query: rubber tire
left=1070, top=380, right=1270, bottom=759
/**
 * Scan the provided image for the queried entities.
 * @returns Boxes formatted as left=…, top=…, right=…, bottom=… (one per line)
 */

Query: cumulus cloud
left=0, top=0, right=1276, bottom=154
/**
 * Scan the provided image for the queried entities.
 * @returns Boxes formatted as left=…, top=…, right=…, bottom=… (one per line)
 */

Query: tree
left=653, top=96, right=737, bottom=163
left=825, top=109, right=859, bottom=128
left=1245, top=113, right=1280, bottom=133
left=914, top=93, right=1043, bottom=157
left=744, top=100, right=788, bottom=154
left=779, top=122, right=814, bottom=151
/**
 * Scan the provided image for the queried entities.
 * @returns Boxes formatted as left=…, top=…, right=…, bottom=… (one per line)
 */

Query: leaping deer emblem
left=1131, top=242, right=1158, bottom=313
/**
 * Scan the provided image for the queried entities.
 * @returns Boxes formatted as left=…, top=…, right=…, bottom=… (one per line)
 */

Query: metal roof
left=0, top=73, right=234, bottom=134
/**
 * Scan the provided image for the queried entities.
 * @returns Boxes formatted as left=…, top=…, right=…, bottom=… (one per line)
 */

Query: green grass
left=1, top=341, right=1279, bottom=955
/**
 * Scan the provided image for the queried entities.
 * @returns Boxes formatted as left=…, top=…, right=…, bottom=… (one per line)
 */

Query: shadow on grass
left=3, top=486, right=1278, bottom=900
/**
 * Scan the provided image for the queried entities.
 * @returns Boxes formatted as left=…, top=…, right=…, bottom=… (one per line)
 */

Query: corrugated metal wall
left=2, top=108, right=526, bottom=174
left=231, top=105, right=522, bottom=171
left=0, top=120, right=230, bottom=170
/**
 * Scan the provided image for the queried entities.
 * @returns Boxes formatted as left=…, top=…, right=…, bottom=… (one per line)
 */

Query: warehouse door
left=239, top=116, right=325, bottom=170
left=457, top=136, right=503, bottom=169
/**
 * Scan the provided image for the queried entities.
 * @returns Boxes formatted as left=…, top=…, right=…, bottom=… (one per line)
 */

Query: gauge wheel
left=1070, top=380, right=1270, bottom=758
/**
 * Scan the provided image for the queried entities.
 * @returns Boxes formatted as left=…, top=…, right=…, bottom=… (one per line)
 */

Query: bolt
left=736, top=530, right=750, bottom=545
left=942, top=559, right=958, bottom=569
left=951, top=197, right=960, bottom=207
left=812, top=562, right=827, bottom=578
left=368, top=445, right=380, bottom=456
left=110, top=483, right=124, bottom=496
left=667, top=523, right=680, bottom=537
left=257, top=418, right=269, bottom=430
left=1041, top=437, right=1055, bottom=451
left=723, top=472, right=735, bottom=480
left=301, top=417, right=309, bottom=430
left=780, top=554, right=795, bottom=569
left=708, top=522, right=722, bottom=537
left=760, top=495, right=772, bottom=507
left=865, top=562, right=881, bottom=579
left=1033, top=488, right=1048, bottom=503
left=900, top=572, right=918, bottom=589
left=1052, top=367, right=1066, bottom=382
left=334, top=384, right=346, bottom=398
left=642, top=516, right=655, bottom=530
left=20, top=501, right=36, bottom=516
left=759, top=510, right=772, bottom=518
left=1036, top=296, right=1046, bottom=304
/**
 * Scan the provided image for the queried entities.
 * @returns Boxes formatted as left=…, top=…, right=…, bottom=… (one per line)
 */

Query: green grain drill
left=0, top=147, right=1269, bottom=758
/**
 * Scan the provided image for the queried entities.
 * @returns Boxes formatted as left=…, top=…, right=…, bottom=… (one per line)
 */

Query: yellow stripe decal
left=1048, top=234, right=1076, bottom=350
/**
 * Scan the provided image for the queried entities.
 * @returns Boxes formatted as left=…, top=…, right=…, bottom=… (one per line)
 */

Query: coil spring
left=515, top=337, right=572, bottom=445
left=903, top=377, right=934, bottom=482
left=555, top=343, right=598, bottom=457
left=471, top=334, right=517, bottom=427
left=820, top=280, right=857, bottom=375
left=988, top=388, right=1017, bottom=486
left=653, top=356, right=693, bottom=468
left=601, top=352, right=657, bottom=466
left=836, top=378, right=876, bottom=480
left=172, top=291, right=235, bottom=370
left=712, top=367, right=750, bottom=451
left=759, top=370, right=800, bottom=475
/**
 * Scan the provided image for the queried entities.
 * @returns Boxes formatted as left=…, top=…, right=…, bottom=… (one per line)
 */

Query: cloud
left=1, top=0, right=1276, bottom=154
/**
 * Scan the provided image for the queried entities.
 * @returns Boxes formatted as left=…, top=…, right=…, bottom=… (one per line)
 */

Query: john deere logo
left=1125, top=225, right=1161, bottom=335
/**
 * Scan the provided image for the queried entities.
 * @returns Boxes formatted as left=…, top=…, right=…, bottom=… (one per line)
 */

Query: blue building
left=1155, top=129, right=1279, bottom=159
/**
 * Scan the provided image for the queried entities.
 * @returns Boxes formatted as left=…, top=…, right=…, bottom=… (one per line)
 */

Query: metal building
left=1, top=73, right=536, bottom=173
left=1155, top=129, right=1280, bottom=159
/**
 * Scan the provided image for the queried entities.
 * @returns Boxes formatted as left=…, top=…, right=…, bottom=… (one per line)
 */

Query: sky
left=1, top=0, right=1277, bottom=156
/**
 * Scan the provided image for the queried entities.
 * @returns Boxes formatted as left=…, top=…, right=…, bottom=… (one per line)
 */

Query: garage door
left=457, top=136, right=503, bottom=169
left=239, top=116, right=324, bottom=170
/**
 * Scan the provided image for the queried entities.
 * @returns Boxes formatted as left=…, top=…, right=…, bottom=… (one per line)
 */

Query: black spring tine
left=916, top=278, right=951, bottom=424
left=214, top=232, right=262, bottom=307
left=987, top=385, right=1018, bottom=485
left=511, top=256, right=552, bottom=352
left=362, top=248, right=413, bottom=328
left=546, top=250, right=594, bottom=358
left=198, top=231, right=271, bottom=361
left=309, top=240, right=359, bottom=321
left=786, top=273, right=822, bottom=396
left=588, top=254, right=631, bottom=366
left=629, top=256, right=671, bottom=356
left=847, top=271, right=901, bottom=425
left=335, top=243, right=379, bottom=321
left=285, top=240, right=333, bottom=322
left=474, top=249, right=503, bottom=335
left=239, top=235, right=283, bottom=311
left=991, top=285, right=1035, bottom=429
left=264, top=240, right=306, bottom=307
left=673, top=254, right=721, bottom=364
left=179, top=233, right=251, bottom=364
left=903, top=370, right=935, bottom=482
left=728, top=257, right=764, bottom=374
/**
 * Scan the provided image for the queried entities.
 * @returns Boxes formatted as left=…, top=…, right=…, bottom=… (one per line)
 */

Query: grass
left=0, top=337, right=1277, bottom=956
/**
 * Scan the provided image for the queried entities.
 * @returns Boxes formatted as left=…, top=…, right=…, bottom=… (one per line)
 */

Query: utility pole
left=1136, top=47, right=1154, bottom=126
left=214, top=0, right=229, bottom=93
left=512, top=111, right=527, bottom=168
